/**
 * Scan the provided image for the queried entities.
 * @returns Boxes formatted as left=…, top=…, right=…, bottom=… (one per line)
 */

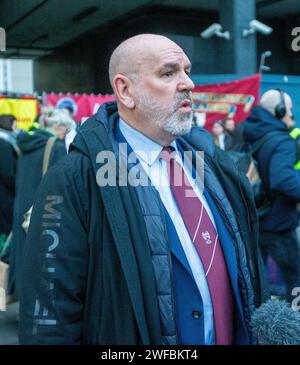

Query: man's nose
left=177, top=72, right=195, bottom=92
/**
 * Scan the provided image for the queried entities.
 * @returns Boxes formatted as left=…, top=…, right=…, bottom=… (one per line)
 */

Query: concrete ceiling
left=0, top=0, right=299, bottom=58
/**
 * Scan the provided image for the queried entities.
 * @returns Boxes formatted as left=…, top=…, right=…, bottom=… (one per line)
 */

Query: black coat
left=0, top=134, right=18, bottom=236
left=8, top=129, right=66, bottom=297
left=19, top=103, right=267, bottom=344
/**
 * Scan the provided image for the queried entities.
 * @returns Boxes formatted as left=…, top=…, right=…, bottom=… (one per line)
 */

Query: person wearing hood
left=19, top=34, right=267, bottom=345
left=8, top=110, right=69, bottom=299
left=0, top=114, right=18, bottom=238
left=243, top=89, right=300, bottom=303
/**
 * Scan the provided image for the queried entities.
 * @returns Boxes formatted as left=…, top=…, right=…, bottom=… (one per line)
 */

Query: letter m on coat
left=42, top=196, right=63, bottom=220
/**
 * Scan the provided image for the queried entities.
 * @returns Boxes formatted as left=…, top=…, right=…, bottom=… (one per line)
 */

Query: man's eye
left=163, top=71, right=174, bottom=77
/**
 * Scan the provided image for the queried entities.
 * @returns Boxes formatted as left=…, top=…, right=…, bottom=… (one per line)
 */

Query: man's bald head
left=108, top=34, right=182, bottom=88
left=108, top=33, right=194, bottom=145
left=260, top=89, right=294, bottom=127
left=260, top=89, right=292, bottom=117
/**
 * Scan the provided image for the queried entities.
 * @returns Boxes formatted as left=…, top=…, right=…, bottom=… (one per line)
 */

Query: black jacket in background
left=226, top=122, right=246, bottom=152
left=0, top=133, right=18, bottom=235
left=243, top=106, right=300, bottom=232
left=8, top=129, right=66, bottom=298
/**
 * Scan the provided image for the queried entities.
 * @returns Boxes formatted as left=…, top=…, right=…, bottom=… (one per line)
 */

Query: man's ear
left=113, top=74, right=135, bottom=109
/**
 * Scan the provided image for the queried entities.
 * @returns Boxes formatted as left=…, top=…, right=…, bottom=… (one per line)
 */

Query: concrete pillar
left=219, top=0, right=256, bottom=74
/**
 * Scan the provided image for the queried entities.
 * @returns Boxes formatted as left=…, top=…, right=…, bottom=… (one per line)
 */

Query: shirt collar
left=119, top=118, right=178, bottom=166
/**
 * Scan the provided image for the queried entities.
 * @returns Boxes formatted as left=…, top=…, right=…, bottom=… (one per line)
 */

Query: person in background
left=224, top=118, right=235, bottom=134
left=223, top=117, right=235, bottom=150
left=55, top=101, right=78, bottom=152
left=64, top=121, right=77, bottom=152
left=38, top=105, right=54, bottom=129
left=211, top=120, right=226, bottom=150
left=227, top=120, right=247, bottom=152
left=0, top=115, right=18, bottom=239
left=45, top=109, right=76, bottom=141
left=0, top=114, right=18, bottom=150
left=243, top=89, right=300, bottom=303
left=8, top=109, right=71, bottom=299
left=58, top=109, right=77, bottom=152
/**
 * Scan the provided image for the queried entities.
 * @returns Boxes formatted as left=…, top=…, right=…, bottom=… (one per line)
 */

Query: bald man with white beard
left=244, top=89, right=300, bottom=303
left=19, top=34, right=267, bottom=345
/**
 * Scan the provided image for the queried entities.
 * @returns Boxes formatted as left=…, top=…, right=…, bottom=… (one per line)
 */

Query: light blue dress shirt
left=119, top=118, right=215, bottom=344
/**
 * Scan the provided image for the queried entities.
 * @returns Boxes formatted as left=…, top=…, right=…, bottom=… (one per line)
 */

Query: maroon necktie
left=160, top=146, right=234, bottom=345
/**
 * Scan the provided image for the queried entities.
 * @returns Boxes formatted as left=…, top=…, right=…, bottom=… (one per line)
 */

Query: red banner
left=45, top=93, right=115, bottom=123
left=192, top=74, right=261, bottom=130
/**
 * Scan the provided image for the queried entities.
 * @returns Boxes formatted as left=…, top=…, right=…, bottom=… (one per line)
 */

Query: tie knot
left=160, top=146, right=175, bottom=162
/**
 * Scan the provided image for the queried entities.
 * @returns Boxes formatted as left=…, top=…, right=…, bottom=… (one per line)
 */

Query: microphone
left=251, top=299, right=300, bottom=345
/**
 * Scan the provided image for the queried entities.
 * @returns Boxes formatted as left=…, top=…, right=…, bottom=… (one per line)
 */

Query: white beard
left=135, top=90, right=193, bottom=136
left=158, top=110, right=193, bottom=136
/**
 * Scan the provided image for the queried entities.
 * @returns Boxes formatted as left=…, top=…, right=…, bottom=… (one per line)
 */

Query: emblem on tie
left=202, top=231, right=212, bottom=244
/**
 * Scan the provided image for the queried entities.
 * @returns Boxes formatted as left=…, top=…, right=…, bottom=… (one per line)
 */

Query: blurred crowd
left=0, top=105, right=77, bottom=297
